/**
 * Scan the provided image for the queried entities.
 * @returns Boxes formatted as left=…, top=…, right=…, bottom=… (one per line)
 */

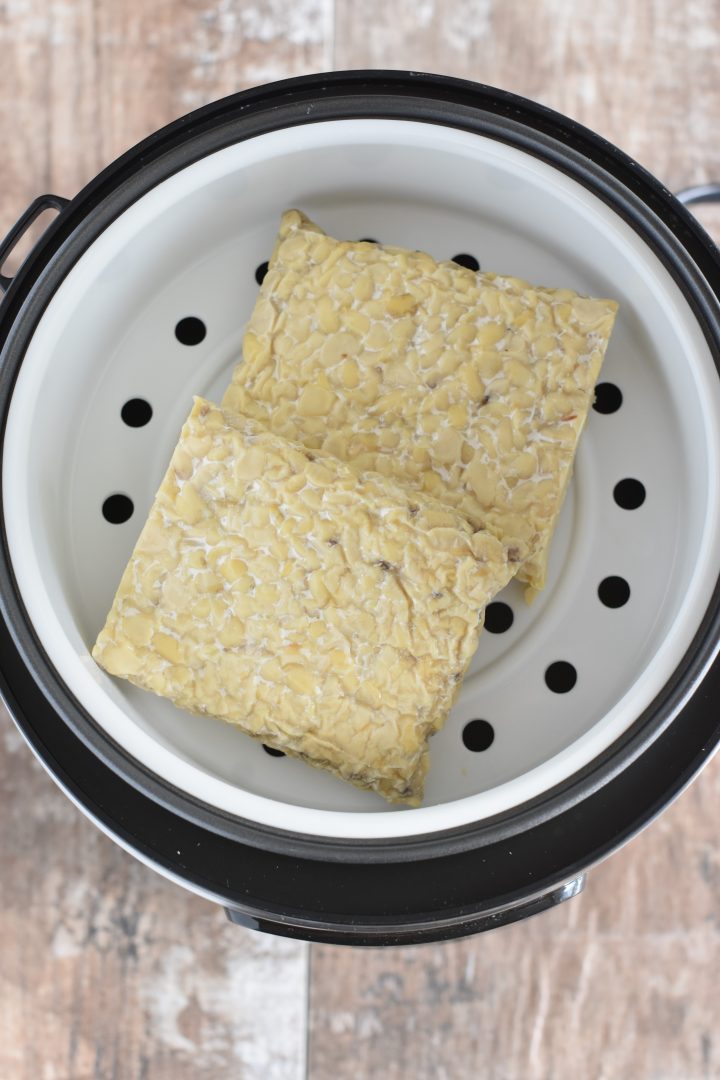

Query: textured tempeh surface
left=1, top=2, right=720, bottom=1079
left=225, top=211, right=617, bottom=591
left=93, top=398, right=513, bottom=804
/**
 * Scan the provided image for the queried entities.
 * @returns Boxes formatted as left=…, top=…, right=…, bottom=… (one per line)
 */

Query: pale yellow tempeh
left=92, top=398, right=515, bottom=805
left=223, top=210, right=618, bottom=592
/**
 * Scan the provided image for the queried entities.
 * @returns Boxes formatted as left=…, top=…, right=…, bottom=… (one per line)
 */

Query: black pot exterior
left=1, top=72, right=720, bottom=944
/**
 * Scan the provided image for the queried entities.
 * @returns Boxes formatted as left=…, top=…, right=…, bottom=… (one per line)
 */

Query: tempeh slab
left=92, top=398, right=515, bottom=804
left=224, top=211, right=618, bottom=592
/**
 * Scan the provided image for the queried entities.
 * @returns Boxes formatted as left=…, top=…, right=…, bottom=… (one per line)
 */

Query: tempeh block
left=93, top=398, right=515, bottom=805
left=223, top=211, right=618, bottom=593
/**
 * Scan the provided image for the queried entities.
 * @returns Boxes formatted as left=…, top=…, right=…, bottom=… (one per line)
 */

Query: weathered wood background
left=1, top=2, right=719, bottom=1078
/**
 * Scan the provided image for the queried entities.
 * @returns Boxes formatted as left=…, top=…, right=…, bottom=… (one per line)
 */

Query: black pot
left=1, top=71, right=719, bottom=945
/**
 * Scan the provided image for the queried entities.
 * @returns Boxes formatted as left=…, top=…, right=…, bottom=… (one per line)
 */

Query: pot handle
left=224, top=873, right=587, bottom=944
left=676, top=183, right=720, bottom=207
left=0, top=193, right=69, bottom=293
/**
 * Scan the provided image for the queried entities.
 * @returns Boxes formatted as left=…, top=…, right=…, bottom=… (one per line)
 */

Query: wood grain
left=309, top=769, right=720, bottom=1080
left=0, top=0, right=332, bottom=228
left=0, top=720, right=309, bottom=1080
left=1, top=1, right=720, bottom=1078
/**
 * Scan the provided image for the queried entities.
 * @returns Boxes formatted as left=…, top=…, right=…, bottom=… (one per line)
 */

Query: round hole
left=545, top=661, right=577, bottom=694
left=121, top=398, right=153, bottom=427
left=174, top=317, right=206, bottom=346
left=102, top=494, right=134, bottom=524
left=255, top=261, right=269, bottom=285
left=357, top=237, right=378, bottom=244
left=484, top=601, right=514, bottom=634
left=462, top=719, right=495, bottom=752
left=598, top=575, right=630, bottom=608
left=451, top=253, right=480, bottom=271
left=262, top=744, right=286, bottom=758
left=593, top=382, right=623, bottom=414
left=614, top=478, right=646, bottom=510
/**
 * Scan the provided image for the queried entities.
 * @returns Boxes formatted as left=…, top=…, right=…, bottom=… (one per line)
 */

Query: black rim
left=1, top=71, right=720, bottom=878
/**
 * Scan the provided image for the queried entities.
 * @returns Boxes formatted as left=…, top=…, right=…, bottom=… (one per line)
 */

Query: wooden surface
left=1, top=2, right=720, bottom=1077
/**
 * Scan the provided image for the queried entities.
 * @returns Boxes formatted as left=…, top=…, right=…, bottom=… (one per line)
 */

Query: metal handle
left=0, top=193, right=69, bottom=293
left=224, top=873, right=587, bottom=944
left=676, top=183, right=720, bottom=208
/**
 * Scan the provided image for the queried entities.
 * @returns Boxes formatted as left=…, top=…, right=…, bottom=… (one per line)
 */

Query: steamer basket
left=1, top=72, right=719, bottom=945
